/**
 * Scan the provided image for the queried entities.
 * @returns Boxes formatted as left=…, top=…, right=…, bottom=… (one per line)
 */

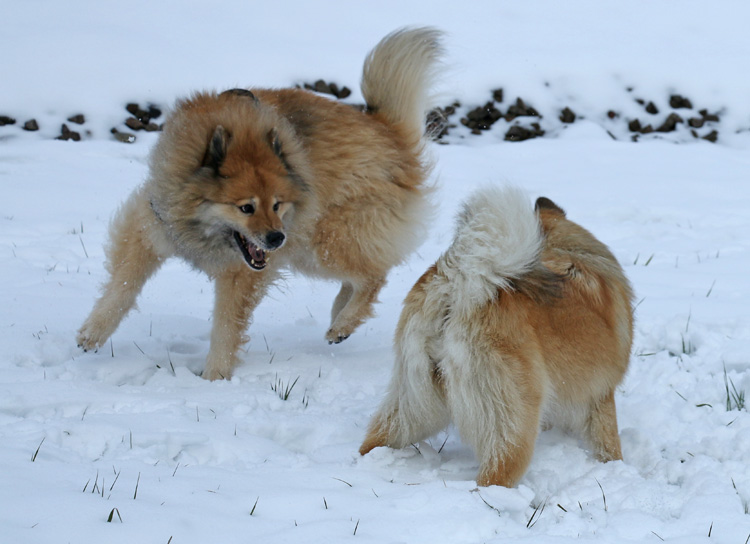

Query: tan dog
left=360, top=187, right=634, bottom=487
left=77, top=27, right=444, bottom=380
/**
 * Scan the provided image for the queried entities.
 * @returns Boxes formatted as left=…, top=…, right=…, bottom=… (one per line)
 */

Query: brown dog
left=77, top=27, right=444, bottom=380
left=359, top=187, right=634, bottom=487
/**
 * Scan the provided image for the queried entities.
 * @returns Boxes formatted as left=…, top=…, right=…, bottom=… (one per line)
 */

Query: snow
left=2, top=1, right=750, bottom=542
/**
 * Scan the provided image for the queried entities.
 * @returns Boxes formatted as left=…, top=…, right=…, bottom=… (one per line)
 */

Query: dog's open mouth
left=233, top=231, right=267, bottom=271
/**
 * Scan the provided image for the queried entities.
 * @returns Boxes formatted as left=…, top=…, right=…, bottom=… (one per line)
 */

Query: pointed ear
left=266, top=128, right=309, bottom=192
left=267, top=128, right=283, bottom=158
left=202, top=125, right=228, bottom=173
left=535, top=196, right=566, bottom=216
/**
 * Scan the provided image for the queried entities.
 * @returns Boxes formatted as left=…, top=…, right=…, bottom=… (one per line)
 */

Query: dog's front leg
left=203, top=267, right=274, bottom=381
left=77, top=192, right=165, bottom=351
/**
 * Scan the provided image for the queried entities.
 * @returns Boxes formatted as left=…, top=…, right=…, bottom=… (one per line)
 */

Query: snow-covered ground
left=2, top=2, right=750, bottom=542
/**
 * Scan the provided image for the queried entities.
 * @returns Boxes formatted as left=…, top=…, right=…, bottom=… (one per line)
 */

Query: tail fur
left=361, top=27, right=444, bottom=144
left=437, top=186, right=546, bottom=316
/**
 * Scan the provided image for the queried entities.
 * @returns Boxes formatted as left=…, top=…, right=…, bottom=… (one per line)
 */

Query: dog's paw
left=325, top=329, right=350, bottom=345
left=202, top=352, right=235, bottom=381
left=76, top=327, right=103, bottom=353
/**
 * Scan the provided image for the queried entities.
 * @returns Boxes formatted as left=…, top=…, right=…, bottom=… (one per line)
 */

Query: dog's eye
left=238, top=203, right=255, bottom=215
left=273, top=202, right=281, bottom=212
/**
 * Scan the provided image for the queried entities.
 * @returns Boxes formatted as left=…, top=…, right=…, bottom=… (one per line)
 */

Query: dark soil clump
left=699, top=109, right=720, bottom=122
left=117, top=102, right=163, bottom=137
left=505, top=123, right=544, bottom=142
left=302, top=80, right=352, bottom=99
left=669, top=95, right=693, bottom=109
left=505, top=98, right=540, bottom=120
left=56, top=123, right=81, bottom=141
left=656, top=113, right=684, bottom=133
left=462, top=102, right=503, bottom=133
left=560, top=107, right=576, bottom=123
left=125, top=103, right=162, bottom=124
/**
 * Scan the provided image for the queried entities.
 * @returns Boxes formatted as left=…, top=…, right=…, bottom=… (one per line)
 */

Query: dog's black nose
left=265, top=231, right=285, bottom=249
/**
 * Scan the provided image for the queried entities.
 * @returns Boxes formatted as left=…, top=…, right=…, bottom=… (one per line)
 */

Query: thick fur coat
left=77, top=28, right=444, bottom=380
left=360, top=187, right=634, bottom=487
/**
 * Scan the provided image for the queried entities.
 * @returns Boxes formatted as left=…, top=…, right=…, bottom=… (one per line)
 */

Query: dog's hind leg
left=326, top=276, right=385, bottom=344
left=360, top=272, right=449, bottom=455
left=460, top=386, right=542, bottom=488
left=584, top=389, right=623, bottom=462
left=203, top=266, right=276, bottom=380
left=444, top=340, right=544, bottom=487
left=474, top=424, right=539, bottom=488
left=359, top=356, right=449, bottom=455
left=77, top=193, right=164, bottom=352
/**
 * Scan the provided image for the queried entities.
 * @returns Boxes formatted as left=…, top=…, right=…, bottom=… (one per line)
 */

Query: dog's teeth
left=251, top=259, right=256, bottom=265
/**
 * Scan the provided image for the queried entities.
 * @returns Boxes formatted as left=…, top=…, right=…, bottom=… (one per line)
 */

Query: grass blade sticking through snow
left=596, top=479, right=608, bottom=512
left=271, top=375, right=299, bottom=401
left=107, top=508, right=122, bottom=523
left=724, top=364, right=746, bottom=411
left=30, top=437, right=45, bottom=462
left=527, top=498, right=548, bottom=528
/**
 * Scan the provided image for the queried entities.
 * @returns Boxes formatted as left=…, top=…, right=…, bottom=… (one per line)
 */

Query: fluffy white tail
left=361, top=27, right=444, bottom=144
left=437, top=186, right=544, bottom=316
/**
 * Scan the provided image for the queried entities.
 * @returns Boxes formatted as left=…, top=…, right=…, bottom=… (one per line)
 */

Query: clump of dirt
left=505, top=98, right=540, bottom=120
left=302, top=80, right=352, bottom=99
left=126, top=103, right=162, bottom=123
left=461, top=101, right=503, bottom=134
left=121, top=103, right=162, bottom=132
left=559, top=107, right=576, bottom=123
left=56, top=123, right=81, bottom=141
left=459, top=89, right=545, bottom=141
left=505, top=123, right=545, bottom=142
left=656, top=113, right=684, bottom=133
left=108, top=103, right=162, bottom=141
left=0, top=86, right=733, bottom=146
left=669, top=94, right=693, bottom=109
left=627, top=93, right=720, bottom=143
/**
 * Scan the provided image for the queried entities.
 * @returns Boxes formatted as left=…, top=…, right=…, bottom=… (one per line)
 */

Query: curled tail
left=361, top=27, right=444, bottom=145
left=438, top=186, right=558, bottom=316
